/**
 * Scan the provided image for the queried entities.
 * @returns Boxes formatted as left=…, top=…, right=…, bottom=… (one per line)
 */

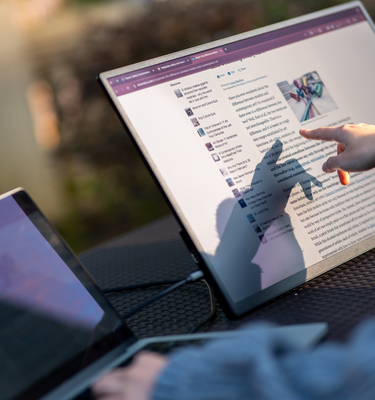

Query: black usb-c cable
left=103, top=270, right=216, bottom=332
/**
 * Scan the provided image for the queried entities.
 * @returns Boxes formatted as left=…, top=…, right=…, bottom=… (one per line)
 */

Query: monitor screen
left=100, top=3, right=375, bottom=315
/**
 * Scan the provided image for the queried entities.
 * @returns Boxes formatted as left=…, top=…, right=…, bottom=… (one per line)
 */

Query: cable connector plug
left=123, top=270, right=205, bottom=319
left=186, top=270, right=204, bottom=282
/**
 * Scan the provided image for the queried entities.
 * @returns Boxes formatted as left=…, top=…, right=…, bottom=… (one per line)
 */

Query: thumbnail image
left=211, top=153, right=220, bottom=162
left=191, top=117, right=200, bottom=127
left=174, top=89, right=183, bottom=98
left=226, top=178, right=235, bottom=187
left=232, top=189, right=241, bottom=198
left=197, top=128, right=206, bottom=137
left=246, top=213, right=255, bottom=223
left=185, top=107, right=194, bottom=117
left=205, top=142, right=214, bottom=151
left=253, top=224, right=262, bottom=234
left=219, top=167, right=229, bottom=176
left=238, top=199, right=247, bottom=208
left=277, top=71, right=337, bottom=123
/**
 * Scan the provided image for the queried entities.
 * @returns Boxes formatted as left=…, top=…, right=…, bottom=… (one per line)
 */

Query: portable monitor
left=99, top=1, right=375, bottom=317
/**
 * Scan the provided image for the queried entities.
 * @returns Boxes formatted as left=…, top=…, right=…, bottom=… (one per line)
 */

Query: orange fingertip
left=338, top=170, right=350, bottom=185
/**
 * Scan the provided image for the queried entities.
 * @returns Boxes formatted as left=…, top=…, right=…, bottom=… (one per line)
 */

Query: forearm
left=153, top=323, right=297, bottom=400
left=153, top=320, right=375, bottom=400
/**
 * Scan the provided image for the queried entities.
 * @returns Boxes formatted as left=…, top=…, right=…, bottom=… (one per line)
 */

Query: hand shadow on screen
left=210, top=139, right=322, bottom=304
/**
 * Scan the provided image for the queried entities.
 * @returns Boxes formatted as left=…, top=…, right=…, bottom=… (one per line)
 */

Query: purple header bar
left=109, top=7, right=365, bottom=96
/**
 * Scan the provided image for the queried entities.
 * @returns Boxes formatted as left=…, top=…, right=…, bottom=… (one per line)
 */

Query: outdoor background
left=1, top=0, right=375, bottom=253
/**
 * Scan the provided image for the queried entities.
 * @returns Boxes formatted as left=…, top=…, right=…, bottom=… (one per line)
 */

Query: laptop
left=0, top=188, right=327, bottom=400
left=98, top=1, right=375, bottom=317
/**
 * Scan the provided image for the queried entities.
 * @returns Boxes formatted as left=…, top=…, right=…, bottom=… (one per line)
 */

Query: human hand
left=300, top=123, right=375, bottom=185
left=91, top=352, right=168, bottom=400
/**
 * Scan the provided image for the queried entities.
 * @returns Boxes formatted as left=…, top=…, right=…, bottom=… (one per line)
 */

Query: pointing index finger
left=299, top=126, right=345, bottom=143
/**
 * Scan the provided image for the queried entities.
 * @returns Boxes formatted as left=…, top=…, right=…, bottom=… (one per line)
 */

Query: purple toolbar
left=109, top=7, right=365, bottom=96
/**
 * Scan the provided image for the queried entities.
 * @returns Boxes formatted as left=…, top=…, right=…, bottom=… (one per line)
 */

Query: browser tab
left=191, top=49, right=223, bottom=62
left=156, top=58, right=192, bottom=72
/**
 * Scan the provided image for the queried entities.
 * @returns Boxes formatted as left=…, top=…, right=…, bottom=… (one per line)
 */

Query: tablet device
left=0, top=188, right=328, bottom=400
left=99, top=1, right=375, bottom=316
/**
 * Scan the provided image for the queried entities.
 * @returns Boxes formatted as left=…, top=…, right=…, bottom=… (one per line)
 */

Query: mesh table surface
left=79, top=214, right=375, bottom=342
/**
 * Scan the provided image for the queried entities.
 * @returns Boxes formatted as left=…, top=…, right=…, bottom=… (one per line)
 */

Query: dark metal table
left=79, top=214, right=375, bottom=342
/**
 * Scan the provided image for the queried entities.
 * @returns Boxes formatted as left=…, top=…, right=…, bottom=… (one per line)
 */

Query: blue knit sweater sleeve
left=152, top=319, right=375, bottom=400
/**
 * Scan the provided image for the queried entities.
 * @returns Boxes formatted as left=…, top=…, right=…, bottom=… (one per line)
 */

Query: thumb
left=323, top=142, right=346, bottom=173
left=323, top=155, right=341, bottom=173
left=336, top=142, right=350, bottom=185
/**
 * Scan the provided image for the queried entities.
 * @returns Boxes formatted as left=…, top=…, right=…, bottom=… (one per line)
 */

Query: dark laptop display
left=99, top=1, right=375, bottom=316
left=0, top=190, right=135, bottom=400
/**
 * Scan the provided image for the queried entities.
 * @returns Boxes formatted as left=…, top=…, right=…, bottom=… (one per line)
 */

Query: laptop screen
left=99, top=2, right=375, bottom=315
left=0, top=190, right=135, bottom=400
